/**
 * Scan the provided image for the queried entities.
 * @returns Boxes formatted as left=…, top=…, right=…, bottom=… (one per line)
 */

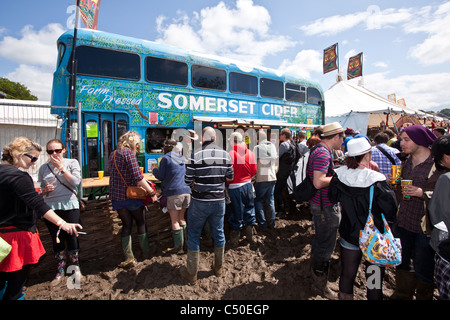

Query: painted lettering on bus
left=158, top=93, right=297, bottom=117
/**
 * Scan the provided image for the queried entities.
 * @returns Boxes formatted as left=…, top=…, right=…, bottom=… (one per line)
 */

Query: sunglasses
left=24, top=154, right=39, bottom=163
left=47, top=149, right=63, bottom=155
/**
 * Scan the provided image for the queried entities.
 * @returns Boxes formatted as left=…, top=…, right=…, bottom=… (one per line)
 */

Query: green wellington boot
left=179, top=249, right=199, bottom=284
left=119, top=236, right=136, bottom=269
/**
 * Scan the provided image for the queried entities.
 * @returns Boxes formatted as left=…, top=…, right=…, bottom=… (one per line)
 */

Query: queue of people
left=1, top=123, right=449, bottom=300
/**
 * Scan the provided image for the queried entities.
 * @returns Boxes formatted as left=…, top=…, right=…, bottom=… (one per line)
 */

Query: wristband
left=56, top=222, right=67, bottom=244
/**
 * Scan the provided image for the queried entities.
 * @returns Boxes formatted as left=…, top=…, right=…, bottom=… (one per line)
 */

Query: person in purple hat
left=390, top=125, right=443, bottom=300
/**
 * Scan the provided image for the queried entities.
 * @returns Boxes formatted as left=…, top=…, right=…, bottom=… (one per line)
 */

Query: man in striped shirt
left=180, top=127, right=233, bottom=284
left=307, top=122, right=344, bottom=299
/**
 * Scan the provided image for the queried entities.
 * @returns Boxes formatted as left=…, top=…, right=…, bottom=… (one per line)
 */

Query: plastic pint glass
left=391, top=165, right=402, bottom=184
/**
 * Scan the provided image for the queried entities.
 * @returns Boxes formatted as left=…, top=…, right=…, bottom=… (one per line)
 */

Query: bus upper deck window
left=192, top=65, right=226, bottom=91
left=229, top=72, right=257, bottom=96
left=286, top=83, right=306, bottom=102
left=260, top=78, right=283, bottom=99
left=146, top=56, right=188, bottom=86
left=307, top=87, right=323, bottom=106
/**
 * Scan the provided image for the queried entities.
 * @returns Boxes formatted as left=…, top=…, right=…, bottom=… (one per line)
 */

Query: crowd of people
left=0, top=122, right=449, bottom=301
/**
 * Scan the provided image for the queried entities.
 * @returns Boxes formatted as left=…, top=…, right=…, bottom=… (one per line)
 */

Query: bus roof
left=58, top=28, right=323, bottom=93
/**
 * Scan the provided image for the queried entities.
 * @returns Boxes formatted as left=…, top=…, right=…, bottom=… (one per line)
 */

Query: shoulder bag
left=359, top=185, right=402, bottom=267
left=46, top=163, right=87, bottom=211
left=113, top=151, right=148, bottom=200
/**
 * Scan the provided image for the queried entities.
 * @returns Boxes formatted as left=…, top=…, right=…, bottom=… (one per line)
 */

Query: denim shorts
left=340, top=237, right=360, bottom=251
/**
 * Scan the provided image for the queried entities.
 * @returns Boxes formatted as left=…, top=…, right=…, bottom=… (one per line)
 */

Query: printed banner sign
left=323, top=44, right=338, bottom=74
left=347, top=52, right=363, bottom=80
left=78, top=0, right=101, bottom=30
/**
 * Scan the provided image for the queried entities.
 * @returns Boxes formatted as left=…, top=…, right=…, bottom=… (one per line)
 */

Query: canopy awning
left=192, top=116, right=319, bottom=129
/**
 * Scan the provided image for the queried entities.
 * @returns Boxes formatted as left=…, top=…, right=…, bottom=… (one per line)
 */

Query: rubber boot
left=119, top=236, right=136, bottom=269
left=181, top=224, right=187, bottom=251
left=229, top=229, right=240, bottom=248
left=311, top=261, right=337, bottom=300
left=68, top=250, right=83, bottom=285
left=212, top=246, right=225, bottom=277
left=170, top=229, right=184, bottom=254
left=0, top=281, right=6, bottom=300
left=390, top=269, right=417, bottom=300
left=244, top=225, right=254, bottom=244
left=137, top=233, right=151, bottom=258
left=179, top=249, right=199, bottom=284
left=416, top=279, right=435, bottom=300
left=51, top=251, right=66, bottom=286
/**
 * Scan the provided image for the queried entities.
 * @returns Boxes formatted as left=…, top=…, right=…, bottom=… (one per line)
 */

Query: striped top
left=307, top=144, right=335, bottom=207
left=185, top=140, right=234, bottom=203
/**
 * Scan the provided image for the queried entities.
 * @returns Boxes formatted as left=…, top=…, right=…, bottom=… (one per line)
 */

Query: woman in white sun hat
left=329, top=137, right=398, bottom=300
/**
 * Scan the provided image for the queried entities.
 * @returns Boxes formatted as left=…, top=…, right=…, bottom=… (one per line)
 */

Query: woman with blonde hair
left=109, top=131, right=157, bottom=268
left=0, top=137, right=82, bottom=300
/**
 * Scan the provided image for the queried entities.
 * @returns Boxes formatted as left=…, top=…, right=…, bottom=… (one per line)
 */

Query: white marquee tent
left=324, top=80, right=425, bottom=135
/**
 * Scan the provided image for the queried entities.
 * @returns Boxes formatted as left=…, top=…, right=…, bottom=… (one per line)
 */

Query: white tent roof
left=325, top=80, right=416, bottom=117
left=0, top=99, right=59, bottom=127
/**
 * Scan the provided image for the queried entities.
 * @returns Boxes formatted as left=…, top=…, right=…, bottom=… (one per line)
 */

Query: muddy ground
left=23, top=204, right=398, bottom=303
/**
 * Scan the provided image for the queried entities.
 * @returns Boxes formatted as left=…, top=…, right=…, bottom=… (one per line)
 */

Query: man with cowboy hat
left=307, top=122, right=345, bottom=299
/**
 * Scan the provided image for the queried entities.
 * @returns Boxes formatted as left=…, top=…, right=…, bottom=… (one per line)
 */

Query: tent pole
left=389, top=108, right=399, bottom=134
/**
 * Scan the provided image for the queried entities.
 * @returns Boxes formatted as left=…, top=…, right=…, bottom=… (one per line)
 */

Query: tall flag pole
left=69, top=0, right=81, bottom=109
left=347, top=52, right=363, bottom=80
left=323, top=43, right=339, bottom=75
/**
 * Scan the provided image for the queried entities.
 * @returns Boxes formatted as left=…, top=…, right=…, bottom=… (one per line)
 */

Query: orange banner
left=347, top=52, right=363, bottom=80
left=323, top=44, right=338, bottom=74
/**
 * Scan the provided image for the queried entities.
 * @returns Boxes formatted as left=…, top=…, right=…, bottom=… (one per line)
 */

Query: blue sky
left=1, top=0, right=449, bottom=112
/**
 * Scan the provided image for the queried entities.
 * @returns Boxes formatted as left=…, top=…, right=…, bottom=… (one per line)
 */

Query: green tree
left=438, top=108, right=450, bottom=118
left=0, top=77, right=38, bottom=100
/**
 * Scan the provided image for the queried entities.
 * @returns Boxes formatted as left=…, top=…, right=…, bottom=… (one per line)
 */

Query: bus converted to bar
left=51, top=29, right=325, bottom=179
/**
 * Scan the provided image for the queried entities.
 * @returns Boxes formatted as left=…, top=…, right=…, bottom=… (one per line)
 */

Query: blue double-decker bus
left=51, top=29, right=324, bottom=178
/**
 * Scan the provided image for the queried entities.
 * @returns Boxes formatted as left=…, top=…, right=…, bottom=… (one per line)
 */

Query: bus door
left=83, top=113, right=129, bottom=178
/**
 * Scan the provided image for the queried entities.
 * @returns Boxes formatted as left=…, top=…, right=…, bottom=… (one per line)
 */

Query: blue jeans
left=187, top=199, right=226, bottom=251
left=254, top=181, right=276, bottom=228
left=393, top=224, right=435, bottom=283
left=227, top=183, right=256, bottom=231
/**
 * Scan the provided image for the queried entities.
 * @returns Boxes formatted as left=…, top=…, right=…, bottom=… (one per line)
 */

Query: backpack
left=287, top=144, right=332, bottom=203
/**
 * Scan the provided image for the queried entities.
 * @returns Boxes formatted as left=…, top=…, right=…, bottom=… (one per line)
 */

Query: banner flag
left=323, top=43, right=338, bottom=74
left=387, top=93, right=396, bottom=102
left=78, top=0, right=101, bottom=30
left=397, top=98, right=406, bottom=106
left=347, top=52, right=363, bottom=80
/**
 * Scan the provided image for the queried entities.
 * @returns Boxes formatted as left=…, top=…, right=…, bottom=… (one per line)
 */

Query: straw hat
left=186, top=129, right=199, bottom=141
left=346, top=137, right=372, bottom=156
left=321, top=122, right=344, bottom=137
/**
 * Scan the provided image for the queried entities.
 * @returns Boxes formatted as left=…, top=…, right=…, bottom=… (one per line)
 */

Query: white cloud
left=277, top=50, right=322, bottom=78
left=155, top=0, right=294, bottom=66
left=0, top=23, right=64, bottom=68
left=0, top=23, right=65, bottom=100
left=405, top=2, right=450, bottom=65
left=363, top=71, right=450, bottom=111
left=6, top=64, right=53, bottom=101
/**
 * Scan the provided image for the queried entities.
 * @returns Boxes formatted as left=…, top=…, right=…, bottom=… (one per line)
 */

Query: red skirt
left=0, top=227, right=46, bottom=272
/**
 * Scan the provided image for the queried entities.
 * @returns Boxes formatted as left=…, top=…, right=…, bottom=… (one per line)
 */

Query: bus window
left=146, top=128, right=171, bottom=153
left=86, top=120, right=99, bottom=177
left=71, top=46, right=140, bottom=80
left=117, top=119, right=128, bottom=139
left=307, top=87, right=323, bottom=106
left=102, top=119, right=113, bottom=174
left=192, top=65, right=226, bottom=91
left=146, top=56, right=188, bottom=86
left=260, top=78, right=283, bottom=99
left=286, top=83, right=306, bottom=102
left=229, top=72, right=258, bottom=96
left=57, top=42, right=66, bottom=69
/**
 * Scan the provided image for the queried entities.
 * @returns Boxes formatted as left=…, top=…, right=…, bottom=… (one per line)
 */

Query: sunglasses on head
left=24, top=154, right=38, bottom=163
left=47, top=149, right=63, bottom=155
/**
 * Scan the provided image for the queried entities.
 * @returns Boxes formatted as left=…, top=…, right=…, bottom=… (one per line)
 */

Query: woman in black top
left=329, top=138, right=397, bottom=300
left=0, top=137, right=82, bottom=300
